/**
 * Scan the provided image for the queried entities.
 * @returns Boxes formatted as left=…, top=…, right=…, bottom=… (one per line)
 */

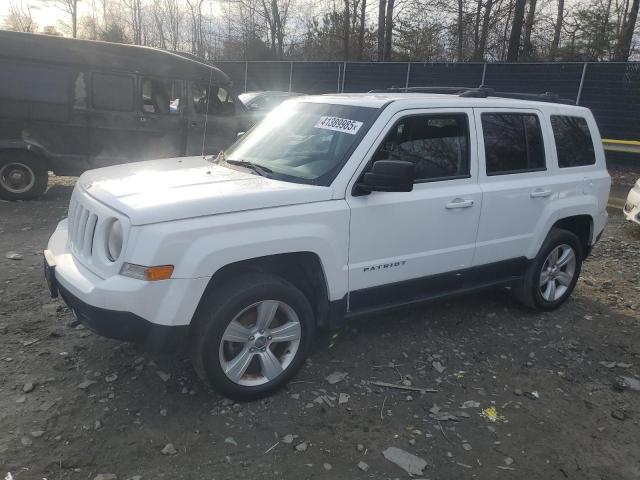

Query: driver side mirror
left=356, top=160, right=415, bottom=194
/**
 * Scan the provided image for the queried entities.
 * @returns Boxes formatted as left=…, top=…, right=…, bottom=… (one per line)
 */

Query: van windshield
left=224, top=101, right=379, bottom=185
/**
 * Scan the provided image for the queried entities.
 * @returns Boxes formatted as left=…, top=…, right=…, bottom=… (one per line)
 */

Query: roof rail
left=370, top=85, right=576, bottom=105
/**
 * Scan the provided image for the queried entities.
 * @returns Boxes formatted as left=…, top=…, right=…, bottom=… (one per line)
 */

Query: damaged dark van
left=0, top=31, right=250, bottom=200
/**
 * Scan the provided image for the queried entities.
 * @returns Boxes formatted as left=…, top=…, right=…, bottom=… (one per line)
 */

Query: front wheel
left=190, top=273, right=315, bottom=401
left=515, top=228, right=583, bottom=311
left=0, top=151, right=48, bottom=200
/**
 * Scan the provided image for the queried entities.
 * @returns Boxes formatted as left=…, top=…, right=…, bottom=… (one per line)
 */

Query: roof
left=299, top=92, right=590, bottom=112
left=0, top=31, right=230, bottom=85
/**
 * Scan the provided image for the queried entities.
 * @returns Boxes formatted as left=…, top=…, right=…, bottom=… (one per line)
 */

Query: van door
left=136, top=77, right=186, bottom=160
left=88, top=72, right=140, bottom=167
left=346, top=109, right=482, bottom=312
left=186, top=82, right=239, bottom=156
left=473, top=108, right=554, bottom=268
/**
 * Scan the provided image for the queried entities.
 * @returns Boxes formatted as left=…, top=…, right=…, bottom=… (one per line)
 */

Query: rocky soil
left=1, top=172, right=639, bottom=480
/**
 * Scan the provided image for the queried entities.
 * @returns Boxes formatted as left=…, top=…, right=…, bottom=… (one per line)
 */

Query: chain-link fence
left=215, top=61, right=640, bottom=141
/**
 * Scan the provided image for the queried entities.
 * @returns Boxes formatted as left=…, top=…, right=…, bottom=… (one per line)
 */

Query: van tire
left=514, top=228, right=583, bottom=311
left=0, top=151, right=48, bottom=200
left=190, top=273, right=315, bottom=401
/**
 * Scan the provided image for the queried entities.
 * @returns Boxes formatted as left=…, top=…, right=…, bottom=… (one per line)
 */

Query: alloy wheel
left=218, top=300, right=301, bottom=386
left=539, top=244, right=576, bottom=302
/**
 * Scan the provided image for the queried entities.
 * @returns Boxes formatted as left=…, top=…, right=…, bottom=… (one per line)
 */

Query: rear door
left=186, top=82, right=239, bottom=156
left=88, top=72, right=140, bottom=167
left=136, top=76, right=186, bottom=160
left=346, top=108, right=482, bottom=312
left=473, top=108, right=554, bottom=268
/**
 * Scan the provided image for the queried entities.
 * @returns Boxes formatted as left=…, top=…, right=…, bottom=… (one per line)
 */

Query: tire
left=0, top=150, right=48, bottom=200
left=190, top=273, right=315, bottom=401
left=514, top=228, right=583, bottom=311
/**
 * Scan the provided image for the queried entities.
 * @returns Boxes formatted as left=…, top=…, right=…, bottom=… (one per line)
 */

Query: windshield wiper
left=225, top=159, right=273, bottom=177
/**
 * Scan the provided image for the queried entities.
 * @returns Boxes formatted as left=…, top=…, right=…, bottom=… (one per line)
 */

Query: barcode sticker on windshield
left=315, top=116, right=363, bottom=135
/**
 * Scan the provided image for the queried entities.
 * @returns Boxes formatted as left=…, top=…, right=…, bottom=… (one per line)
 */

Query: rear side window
left=551, top=115, right=595, bottom=167
left=373, top=114, right=470, bottom=182
left=482, top=113, right=545, bottom=175
left=192, top=83, right=235, bottom=115
left=92, top=73, right=134, bottom=112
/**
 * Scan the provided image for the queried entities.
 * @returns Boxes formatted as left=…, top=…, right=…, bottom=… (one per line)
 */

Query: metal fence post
left=288, top=62, right=293, bottom=93
left=405, top=63, right=411, bottom=90
left=337, top=63, right=341, bottom=93
left=576, top=63, right=588, bottom=105
left=481, top=63, right=487, bottom=86
left=341, top=62, right=347, bottom=93
left=244, top=61, right=248, bottom=93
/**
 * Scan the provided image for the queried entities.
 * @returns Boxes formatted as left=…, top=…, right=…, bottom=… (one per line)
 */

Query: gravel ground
left=1, top=173, right=639, bottom=480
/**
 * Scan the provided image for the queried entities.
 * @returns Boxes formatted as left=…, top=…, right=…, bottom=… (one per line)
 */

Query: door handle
left=530, top=188, right=552, bottom=198
left=446, top=198, right=474, bottom=209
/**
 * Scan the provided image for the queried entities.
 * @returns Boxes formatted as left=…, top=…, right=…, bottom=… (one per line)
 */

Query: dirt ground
left=1, top=168, right=640, bottom=480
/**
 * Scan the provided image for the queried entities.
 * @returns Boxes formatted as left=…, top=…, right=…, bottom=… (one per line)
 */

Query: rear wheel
left=190, top=273, right=315, bottom=401
left=515, top=228, right=582, bottom=311
left=0, top=151, right=48, bottom=200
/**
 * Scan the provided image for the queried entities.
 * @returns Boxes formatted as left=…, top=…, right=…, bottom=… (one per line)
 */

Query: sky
left=0, top=1, right=93, bottom=31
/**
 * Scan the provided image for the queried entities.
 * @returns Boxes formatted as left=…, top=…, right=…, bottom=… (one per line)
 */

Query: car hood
left=79, top=157, right=333, bottom=225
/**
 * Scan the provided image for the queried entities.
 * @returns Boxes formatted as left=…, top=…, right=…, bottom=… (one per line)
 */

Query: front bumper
left=45, top=219, right=209, bottom=349
left=623, top=186, right=640, bottom=225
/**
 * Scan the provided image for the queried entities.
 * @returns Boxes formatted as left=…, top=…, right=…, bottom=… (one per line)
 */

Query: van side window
left=141, top=78, right=181, bottom=115
left=92, top=73, right=133, bottom=112
left=372, top=114, right=470, bottom=182
left=482, top=113, right=545, bottom=175
left=192, top=83, right=235, bottom=115
left=551, top=115, right=596, bottom=167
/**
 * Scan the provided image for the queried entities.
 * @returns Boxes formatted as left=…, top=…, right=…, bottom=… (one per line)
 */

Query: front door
left=186, top=82, right=239, bottom=156
left=346, top=109, right=482, bottom=312
left=136, top=77, right=186, bottom=160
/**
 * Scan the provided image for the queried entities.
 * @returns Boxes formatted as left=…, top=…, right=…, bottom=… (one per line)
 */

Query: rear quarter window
left=551, top=115, right=596, bottom=167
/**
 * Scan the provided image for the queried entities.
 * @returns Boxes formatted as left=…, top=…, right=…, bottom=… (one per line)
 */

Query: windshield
left=238, top=92, right=261, bottom=105
left=225, top=101, right=379, bottom=185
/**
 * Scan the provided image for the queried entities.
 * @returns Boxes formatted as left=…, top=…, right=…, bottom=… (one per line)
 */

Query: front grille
left=68, top=197, right=98, bottom=260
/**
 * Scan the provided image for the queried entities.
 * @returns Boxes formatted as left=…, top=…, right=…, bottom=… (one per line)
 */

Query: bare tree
left=54, top=0, right=81, bottom=38
left=549, top=0, right=564, bottom=59
left=457, top=0, right=464, bottom=61
left=3, top=1, right=38, bottom=32
left=358, top=0, right=366, bottom=59
left=344, top=0, right=350, bottom=59
left=614, top=0, right=639, bottom=60
left=473, top=0, right=494, bottom=60
left=521, top=0, right=537, bottom=59
left=507, top=0, right=526, bottom=61
left=383, top=0, right=394, bottom=60
left=377, top=0, right=386, bottom=60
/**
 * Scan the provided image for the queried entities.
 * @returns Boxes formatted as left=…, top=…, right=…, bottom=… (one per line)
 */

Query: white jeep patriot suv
left=44, top=88, right=611, bottom=400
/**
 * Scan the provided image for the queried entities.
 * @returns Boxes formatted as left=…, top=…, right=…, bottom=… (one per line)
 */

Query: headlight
left=106, top=219, right=123, bottom=262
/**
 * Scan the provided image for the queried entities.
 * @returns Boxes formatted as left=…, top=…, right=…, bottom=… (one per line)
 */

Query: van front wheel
left=0, top=151, right=48, bottom=200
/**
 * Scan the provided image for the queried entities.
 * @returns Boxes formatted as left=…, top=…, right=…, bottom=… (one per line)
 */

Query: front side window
left=482, top=113, right=545, bottom=175
left=92, top=73, right=133, bottom=112
left=192, top=83, right=235, bottom=115
left=141, top=78, right=181, bottom=115
left=224, top=101, right=379, bottom=185
left=551, top=115, right=595, bottom=167
left=372, top=114, right=470, bottom=182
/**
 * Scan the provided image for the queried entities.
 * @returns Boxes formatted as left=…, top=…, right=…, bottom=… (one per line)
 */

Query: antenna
left=201, top=66, right=214, bottom=158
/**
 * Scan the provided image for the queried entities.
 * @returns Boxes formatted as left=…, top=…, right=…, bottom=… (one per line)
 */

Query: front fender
left=126, top=201, right=351, bottom=302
